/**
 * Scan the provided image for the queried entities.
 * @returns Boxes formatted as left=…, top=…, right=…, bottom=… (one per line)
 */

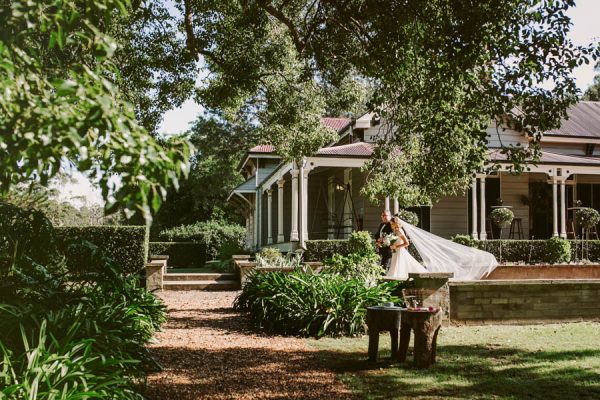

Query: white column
left=266, top=188, right=273, bottom=244
left=300, top=164, right=311, bottom=246
left=479, top=177, right=487, bottom=240
left=560, top=180, right=567, bottom=238
left=277, top=179, right=285, bottom=243
left=384, top=196, right=390, bottom=211
left=471, top=177, right=478, bottom=239
left=552, top=179, right=558, bottom=237
left=290, top=168, right=299, bottom=242
left=393, top=198, right=399, bottom=215
left=343, top=168, right=352, bottom=236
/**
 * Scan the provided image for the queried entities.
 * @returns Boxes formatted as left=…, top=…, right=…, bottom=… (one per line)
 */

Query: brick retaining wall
left=449, top=280, right=600, bottom=324
left=485, top=265, right=600, bottom=280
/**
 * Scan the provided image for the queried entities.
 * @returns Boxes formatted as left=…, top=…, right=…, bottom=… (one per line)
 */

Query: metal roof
left=545, top=101, right=600, bottom=138
left=488, top=149, right=600, bottom=166
left=315, top=142, right=374, bottom=157
left=231, top=165, right=278, bottom=193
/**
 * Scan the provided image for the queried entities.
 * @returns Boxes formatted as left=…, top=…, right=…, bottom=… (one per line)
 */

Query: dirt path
left=146, top=291, right=354, bottom=400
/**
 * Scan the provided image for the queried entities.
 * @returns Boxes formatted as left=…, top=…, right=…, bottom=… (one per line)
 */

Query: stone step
left=164, top=272, right=237, bottom=282
left=162, top=280, right=239, bottom=291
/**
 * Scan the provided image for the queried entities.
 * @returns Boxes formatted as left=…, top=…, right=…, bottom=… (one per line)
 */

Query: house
left=228, top=102, right=600, bottom=251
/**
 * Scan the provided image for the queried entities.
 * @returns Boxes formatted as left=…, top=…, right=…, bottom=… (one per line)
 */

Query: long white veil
left=400, top=219, right=498, bottom=280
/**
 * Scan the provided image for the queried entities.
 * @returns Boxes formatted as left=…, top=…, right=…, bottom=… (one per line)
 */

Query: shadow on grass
left=314, top=344, right=600, bottom=400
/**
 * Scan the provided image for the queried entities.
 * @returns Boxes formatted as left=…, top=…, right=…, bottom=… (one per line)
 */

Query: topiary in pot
left=575, top=207, right=600, bottom=231
left=490, top=207, right=514, bottom=228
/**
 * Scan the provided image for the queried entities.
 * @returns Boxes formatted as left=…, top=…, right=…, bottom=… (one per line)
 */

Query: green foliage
left=575, top=207, right=600, bottom=230
left=0, top=203, right=166, bottom=399
left=152, top=116, right=260, bottom=233
left=451, top=234, right=478, bottom=248
left=0, top=0, right=191, bottom=222
left=55, top=226, right=149, bottom=275
left=490, top=208, right=515, bottom=227
left=347, top=231, right=375, bottom=256
left=180, top=0, right=597, bottom=206
left=395, top=209, right=419, bottom=226
left=234, top=269, right=399, bottom=337
left=453, top=237, right=571, bottom=264
left=149, top=242, right=206, bottom=268
left=159, top=220, right=246, bottom=260
left=583, top=62, right=600, bottom=101
left=324, top=253, right=383, bottom=285
left=303, top=240, right=350, bottom=261
left=255, top=252, right=303, bottom=270
left=257, top=247, right=283, bottom=264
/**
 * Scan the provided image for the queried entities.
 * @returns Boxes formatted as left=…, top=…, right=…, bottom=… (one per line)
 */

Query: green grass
left=307, top=322, right=600, bottom=399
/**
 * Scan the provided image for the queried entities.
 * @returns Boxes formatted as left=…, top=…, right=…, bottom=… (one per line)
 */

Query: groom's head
left=380, top=210, right=391, bottom=223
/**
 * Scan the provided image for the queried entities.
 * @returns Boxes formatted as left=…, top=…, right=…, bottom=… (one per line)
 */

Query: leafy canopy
left=0, top=0, right=192, bottom=222
left=182, top=0, right=598, bottom=205
left=583, top=62, right=600, bottom=101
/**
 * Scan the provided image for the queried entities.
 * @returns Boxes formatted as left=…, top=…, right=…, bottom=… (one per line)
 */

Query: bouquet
left=381, top=233, right=399, bottom=247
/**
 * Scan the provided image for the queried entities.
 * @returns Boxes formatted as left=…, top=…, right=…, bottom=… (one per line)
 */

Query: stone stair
left=162, top=272, right=239, bottom=291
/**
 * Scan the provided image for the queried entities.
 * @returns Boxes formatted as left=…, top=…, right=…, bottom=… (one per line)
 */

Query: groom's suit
left=374, top=222, right=393, bottom=272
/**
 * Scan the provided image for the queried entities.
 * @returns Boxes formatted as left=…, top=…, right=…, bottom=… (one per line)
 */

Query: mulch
left=145, top=291, right=355, bottom=399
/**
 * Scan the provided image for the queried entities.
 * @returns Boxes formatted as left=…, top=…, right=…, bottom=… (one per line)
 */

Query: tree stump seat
left=399, top=309, right=443, bottom=368
left=366, top=306, right=402, bottom=361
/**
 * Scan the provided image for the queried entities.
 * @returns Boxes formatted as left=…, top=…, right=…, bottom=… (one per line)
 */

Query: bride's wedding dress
left=386, top=229, right=428, bottom=280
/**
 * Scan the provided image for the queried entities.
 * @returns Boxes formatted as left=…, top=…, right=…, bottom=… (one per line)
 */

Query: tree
left=181, top=0, right=598, bottom=206
left=0, top=0, right=191, bottom=223
left=583, top=62, right=600, bottom=101
left=151, top=115, right=260, bottom=235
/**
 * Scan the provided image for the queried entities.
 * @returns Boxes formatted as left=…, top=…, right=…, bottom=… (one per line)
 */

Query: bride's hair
left=390, top=216, right=402, bottom=228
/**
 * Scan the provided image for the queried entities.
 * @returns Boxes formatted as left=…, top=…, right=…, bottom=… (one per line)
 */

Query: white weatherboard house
left=228, top=102, right=600, bottom=251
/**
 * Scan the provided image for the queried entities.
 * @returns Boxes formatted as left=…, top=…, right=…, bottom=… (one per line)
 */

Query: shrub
left=255, top=252, right=303, bottom=270
left=304, top=240, right=350, bottom=261
left=158, top=220, right=245, bottom=260
left=347, top=231, right=375, bottom=256
left=149, top=242, right=206, bottom=268
left=395, top=209, right=419, bottom=226
left=258, top=247, right=283, bottom=264
left=490, top=208, right=514, bottom=227
left=575, top=207, right=600, bottom=230
left=324, top=252, right=383, bottom=284
left=55, top=225, right=148, bottom=275
left=452, top=237, right=572, bottom=264
left=234, top=269, right=399, bottom=337
left=451, top=234, right=477, bottom=248
left=0, top=203, right=166, bottom=399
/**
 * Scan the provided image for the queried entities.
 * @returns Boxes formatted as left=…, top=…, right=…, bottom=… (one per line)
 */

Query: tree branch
left=256, top=0, right=306, bottom=54
left=183, top=0, right=199, bottom=60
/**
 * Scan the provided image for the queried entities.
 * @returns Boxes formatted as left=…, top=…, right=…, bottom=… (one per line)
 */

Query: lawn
left=308, top=322, right=600, bottom=400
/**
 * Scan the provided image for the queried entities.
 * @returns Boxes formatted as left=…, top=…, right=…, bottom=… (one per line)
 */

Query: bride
left=385, top=216, right=498, bottom=281
left=386, top=216, right=428, bottom=280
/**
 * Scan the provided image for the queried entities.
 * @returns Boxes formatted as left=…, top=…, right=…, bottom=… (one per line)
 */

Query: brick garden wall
left=449, top=280, right=600, bottom=324
left=485, top=265, right=600, bottom=280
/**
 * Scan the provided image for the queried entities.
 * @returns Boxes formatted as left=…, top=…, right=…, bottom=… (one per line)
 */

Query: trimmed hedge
left=571, top=240, right=600, bottom=262
left=475, top=238, right=570, bottom=264
left=304, top=240, right=350, bottom=261
left=55, top=226, right=148, bottom=275
left=158, top=220, right=245, bottom=260
left=149, top=242, right=206, bottom=268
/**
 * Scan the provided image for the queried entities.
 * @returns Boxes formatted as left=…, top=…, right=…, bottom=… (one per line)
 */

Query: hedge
left=158, top=220, right=245, bottom=260
left=474, top=238, right=571, bottom=264
left=149, top=242, right=206, bottom=268
left=55, top=226, right=148, bottom=275
left=307, top=236, right=583, bottom=265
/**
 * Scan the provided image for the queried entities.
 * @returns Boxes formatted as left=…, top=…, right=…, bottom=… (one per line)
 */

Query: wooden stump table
left=366, top=306, right=402, bottom=361
left=399, top=309, right=443, bottom=368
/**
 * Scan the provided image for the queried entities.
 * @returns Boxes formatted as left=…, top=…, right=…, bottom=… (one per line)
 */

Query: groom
left=374, top=209, right=393, bottom=273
